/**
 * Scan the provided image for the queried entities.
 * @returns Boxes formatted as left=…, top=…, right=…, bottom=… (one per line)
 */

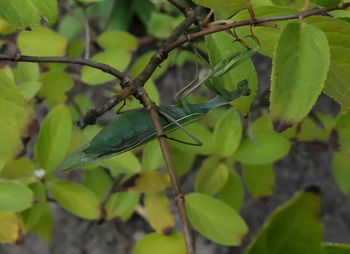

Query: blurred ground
left=1, top=52, right=349, bottom=254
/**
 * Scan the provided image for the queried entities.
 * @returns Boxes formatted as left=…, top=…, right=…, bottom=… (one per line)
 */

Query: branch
left=78, top=85, right=134, bottom=128
left=0, top=54, right=127, bottom=81
left=168, top=0, right=188, bottom=16
left=134, top=6, right=203, bottom=84
left=164, top=3, right=350, bottom=52
left=139, top=88, right=194, bottom=254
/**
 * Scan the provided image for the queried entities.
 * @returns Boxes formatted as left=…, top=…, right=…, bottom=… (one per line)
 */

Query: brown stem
left=164, top=3, right=350, bottom=53
left=0, top=54, right=127, bottom=81
left=168, top=0, right=188, bottom=16
left=139, top=88, right=194, bottom=254
left=78, top=85, right=134, bottom=127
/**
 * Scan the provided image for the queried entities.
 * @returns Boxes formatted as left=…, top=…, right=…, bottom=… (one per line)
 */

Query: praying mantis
left=61, top=46, right=259, bottom=171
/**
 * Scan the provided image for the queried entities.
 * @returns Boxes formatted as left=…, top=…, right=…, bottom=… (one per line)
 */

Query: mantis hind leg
left=158, top=110, right=202, bottom=146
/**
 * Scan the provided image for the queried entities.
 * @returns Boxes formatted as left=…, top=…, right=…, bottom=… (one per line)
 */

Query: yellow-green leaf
left=195, top=157, right=229, bottom=196
left=133, top=232, right=186, bottom=254
left=270, top=21, right=330, bottom=132
left=81, top=49, right=131, bottom=85
left=105, top=192, right=140, bottom=221
left=38, top=70, right=74, bottom=108
left=332, top=152, right=350, bottom=194
left=97, top=31, right=138, bottom=51
left=0, top=181, right=33, bottom=212
left=235, top=133, right=290, bottom=165
left=191, top=0, right=250, bottom=11
left=48, top=180, right=101, bottom=219
left=0, top=211, right=22, bottom=244
left=119, top=171, right=170, bottom=193
left=145, top=191, right=175, bottom=234
left=142, top=140, right=164, bottom=171
left=83, top=168, right=112, bottom=200
left=0, top=72, right=34, bottom=169
left=306, top=17, right=350, bottom=108
left=212, top=107, right=242, bottom=156
left=185, top=193, right=248, bottom=246
left=18, top=28, right=67, bottom=56
left=242, top=164, right=274, bottom=199
left=35, top=104, right=72, bottom=171
left=218, top=169, right=244, bottom=211
left=0, top=0, right=58, bottom=28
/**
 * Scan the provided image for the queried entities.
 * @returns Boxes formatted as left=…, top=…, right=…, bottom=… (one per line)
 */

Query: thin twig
left=0, top=54, right=127, bottom=81
left=82, top=7, right=91, bottom=59
left=78, top=85, right=134, bottom=127
left=138, top=88, right=194, bottom=254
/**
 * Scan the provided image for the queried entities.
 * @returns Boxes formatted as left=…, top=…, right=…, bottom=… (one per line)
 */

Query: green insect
left=61, top=47, right=257, bottom=171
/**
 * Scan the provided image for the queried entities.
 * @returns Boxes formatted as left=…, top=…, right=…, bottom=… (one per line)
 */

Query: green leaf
left=212, top=107, right=242, bottom=156
left=14, top=62, right=39, bottom=83
left=0, top=0, right=58, bottom=28
left=306, top=17, right=350, bottom=108
left=0, top=72, right=34, bottom=169
left=172, top=148, right=196, bottom=177
left=334, top=111, right=350, bottom=154
left=35, top=104, right=72, bottom=171
left=105, top=192, right=140, bottom=221
left=102, top=151, right=142, bottom=176
left=0, top=158, right=34, bottom=182
left=133, top=232, right=186, bottom=254
left=67, top=40, right=85, bottom=58
left=38, top=70, right=74, bottom=108
left=185, top=193, right=248, bottom=246
left=130, top=50, right=175, bottom=80
left=195, top=157, right=229, bottom=196
left=231, top=6, right=296, bottom=57
left=147, top=12, right=184, bottom=39
left=97, top=31, right=138, bottom=51
left=322, top=243, right=350, bottom=254
left=18, top=28, right=67, bottom=56
left=245, top=189, right=323, bottom=254
left=83, top=168, right=112, bottom=200
left=69, top=94, right=94, bottom=121
left=145, top=191, right=175, bottom=234
left=332, top=152, right=350, bottom=194
left=142, top=140, right=164, bottom=171
left=0, top=181, right=33, bottom=212
left=242, top=164, right=274, bottom=199
left=0, top=211, right=22, bottom=244
left=58, top=15, right=84, bottom=40
left=30, top=202, right=53, bottom=242
left=48, top=180, right=101, bottom=219
left=218, top=169, right=244, bottom=211
left=310, top=0, right=341, bottom=7
left=271, top=0, right=312, bottom=9
left=81, top=49, right=131, bottom=85
left=0, top=18, right=17, bottom=35
left=168, top=122, right=213, bottom=155
left=235, top=133, right=290, bottom=165
left=119, top=171, right=170, bottom=193
left=191, top=0, right=250, bottom=11
left=19, top=81, right=42, bottom=101
left=270, top=21, right=330, bottom=132
left=205, top=32, right=258, bottom=116
left=298, top=114, right=334, bottom=142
